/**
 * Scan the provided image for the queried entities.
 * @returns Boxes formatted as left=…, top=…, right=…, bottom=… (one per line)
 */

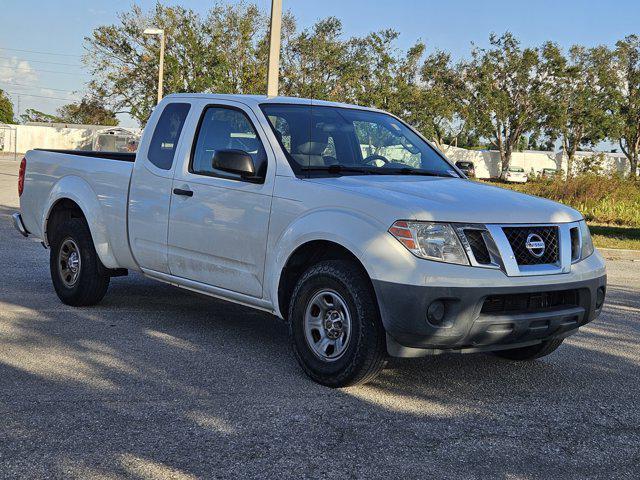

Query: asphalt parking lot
left=0, top=159, right=638, bottom=479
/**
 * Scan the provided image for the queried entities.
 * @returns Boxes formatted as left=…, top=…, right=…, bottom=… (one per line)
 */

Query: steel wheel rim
left=303, top=289, right=352, bottom=362
left=58, top=238, right=81, bottom=288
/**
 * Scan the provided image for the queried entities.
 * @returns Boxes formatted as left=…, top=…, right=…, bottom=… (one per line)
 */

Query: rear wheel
left=493, top=338, right=564, bottom=361
left=49, top=218, right=110, bottom=306
left=289, top=259, right=387, bottom=387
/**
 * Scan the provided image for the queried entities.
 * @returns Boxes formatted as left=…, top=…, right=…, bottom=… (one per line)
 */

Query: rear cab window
left=147, top=103, right=191, bottom=170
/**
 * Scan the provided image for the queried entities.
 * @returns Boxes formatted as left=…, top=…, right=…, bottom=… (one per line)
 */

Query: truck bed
left=20, top=148, right=137, bottom=270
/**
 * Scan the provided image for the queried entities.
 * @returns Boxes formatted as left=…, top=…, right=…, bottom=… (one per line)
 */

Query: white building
left=442, top=145, right=635, bottom=178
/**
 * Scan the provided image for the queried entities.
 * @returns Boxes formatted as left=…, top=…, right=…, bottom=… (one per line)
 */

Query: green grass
left=589, top=225, right=640, bottom=250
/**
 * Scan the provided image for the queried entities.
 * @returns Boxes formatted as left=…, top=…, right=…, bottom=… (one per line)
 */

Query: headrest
left=295, top=141, right=328, bottom=156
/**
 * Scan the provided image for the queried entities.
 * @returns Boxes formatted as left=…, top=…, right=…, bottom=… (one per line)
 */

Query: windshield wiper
left=300, top=165, right=382, bottom=175
left=300, top=165, right=457, bottom=178
left=384, top=167, right=457, bottom=178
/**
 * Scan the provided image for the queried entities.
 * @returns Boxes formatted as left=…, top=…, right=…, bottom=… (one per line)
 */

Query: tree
left=279, top=16, right=408, bottom=112
left=608, top=35, right=640, bottom=178
left=410, top=50, right=471, bottom=150
left=0, top=89, right=15, bottom=124
left=279, top=17, right=355, bottom=101
left=465, top=33, right=552, bottom=170
left=350, top=29, right=402, bottom=111
left=85, top=3, right=270, bottom=125
left=56, top=97, right=119, bottom=126
left=85, top=3, right=418, bottom=128
left=543, top=44, right=616, bottom=176
left=19, top=108, right=60, bottom=124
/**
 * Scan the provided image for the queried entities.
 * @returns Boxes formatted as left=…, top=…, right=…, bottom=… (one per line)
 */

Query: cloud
left=0, top=55, right=38, bottom=84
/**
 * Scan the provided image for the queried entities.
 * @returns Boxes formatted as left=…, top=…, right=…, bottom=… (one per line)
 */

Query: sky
left=1, top=0, right=639, bottom=127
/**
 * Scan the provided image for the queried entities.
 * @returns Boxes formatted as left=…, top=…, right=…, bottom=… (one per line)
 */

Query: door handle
left=173, top=188, right=193, bottom=197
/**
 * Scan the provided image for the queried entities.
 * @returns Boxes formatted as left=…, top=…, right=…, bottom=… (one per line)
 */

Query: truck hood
left=307, top=176, right=582, bottom=224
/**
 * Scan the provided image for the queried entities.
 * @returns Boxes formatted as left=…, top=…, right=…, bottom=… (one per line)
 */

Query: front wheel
left=493, top=338, right=564, bottom=361
left=49, top=218, right=110, bottom=306
left=288, top=260, right=387, bottom=387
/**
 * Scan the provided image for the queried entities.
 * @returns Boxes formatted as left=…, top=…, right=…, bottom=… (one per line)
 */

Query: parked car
left=501, top=166, right=528, bottom=183
left=13, top=94, right=606, bottom=387
left=455, top=160, right=475, bottom=178
left=541, top=168, right=560, bottom=179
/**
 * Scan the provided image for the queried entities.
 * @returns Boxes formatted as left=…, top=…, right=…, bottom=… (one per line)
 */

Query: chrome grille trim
left=454, top=224, right=502, bottom=270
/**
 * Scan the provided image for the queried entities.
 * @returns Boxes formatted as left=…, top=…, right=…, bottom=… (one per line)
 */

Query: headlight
left=579, top=220, right=595, bottom=260
left=388, top=221, right=469, bottom=265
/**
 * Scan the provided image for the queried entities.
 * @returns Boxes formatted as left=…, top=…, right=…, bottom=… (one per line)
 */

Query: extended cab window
left=191, top=106, right=267, bottom=180
left=147, top=103, right=191, bottom=170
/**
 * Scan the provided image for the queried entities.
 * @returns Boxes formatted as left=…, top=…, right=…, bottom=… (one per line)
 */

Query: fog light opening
left=427, top=300, right=446, bottom=326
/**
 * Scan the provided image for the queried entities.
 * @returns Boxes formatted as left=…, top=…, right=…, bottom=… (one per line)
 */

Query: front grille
left=464, top=229, right=491, bottom=264
left=502, top=226, right=559, bottom=265
left=481, top=289, right=579, bottom=314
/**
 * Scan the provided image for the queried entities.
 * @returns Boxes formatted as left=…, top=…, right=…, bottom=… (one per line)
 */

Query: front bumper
left=373, top=274, right=607, bottom=357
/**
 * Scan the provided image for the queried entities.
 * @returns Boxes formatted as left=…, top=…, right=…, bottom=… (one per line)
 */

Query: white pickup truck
left=13, top=94, right=607, bottom=387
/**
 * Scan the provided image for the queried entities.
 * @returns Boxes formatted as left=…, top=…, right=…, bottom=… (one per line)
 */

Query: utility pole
left=266, top=0, right=282, bottom=97
left=143, top=28, right=166, bottom=104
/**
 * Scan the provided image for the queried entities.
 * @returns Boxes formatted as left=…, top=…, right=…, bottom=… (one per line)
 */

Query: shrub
left=491, top=174, right=640, bottom=227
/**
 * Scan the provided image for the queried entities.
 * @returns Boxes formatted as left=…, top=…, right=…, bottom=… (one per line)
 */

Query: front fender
left=267, top=207, right=403, bottom=318
left=42, top=175, right=119, bottom=269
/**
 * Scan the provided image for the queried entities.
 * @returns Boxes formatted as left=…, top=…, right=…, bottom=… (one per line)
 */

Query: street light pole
left=266, top=0, right=282, bottom=97
left=157, top=32, right=165, bottom=104
left=143, top=28, right=165, bottom=104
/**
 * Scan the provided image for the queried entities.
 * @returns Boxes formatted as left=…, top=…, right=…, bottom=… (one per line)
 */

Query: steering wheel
left=362, top=154, right=390, bottom=166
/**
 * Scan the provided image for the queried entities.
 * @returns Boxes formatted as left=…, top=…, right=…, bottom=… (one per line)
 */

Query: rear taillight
left=18, top=157, right=26, bottom=197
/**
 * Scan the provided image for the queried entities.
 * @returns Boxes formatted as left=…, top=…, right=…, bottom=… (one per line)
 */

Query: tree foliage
left=464, top=33, right=553, bottom=170
left=543, top=44, right=616, bottom=176
left=85, top=3, right=271, bottom=124
left=415, top=50, right=470, bottom=150
left=608, top=35, right=640, bottom=178
left=0, top=89, right=15, bottom=124
left=84, top=3, right=425, bottom=127
left=19, top=108, right=59, bottom=124
left=56, top=97, right=119, bottom=126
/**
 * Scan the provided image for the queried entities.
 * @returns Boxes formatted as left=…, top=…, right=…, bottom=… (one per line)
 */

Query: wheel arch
left=275, top=239, right=376, bottom=321
left=42, top=176, right=119, bottom=268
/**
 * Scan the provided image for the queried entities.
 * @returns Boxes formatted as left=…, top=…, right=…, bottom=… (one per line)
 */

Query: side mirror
left=212, top=149, right=260, bottom=181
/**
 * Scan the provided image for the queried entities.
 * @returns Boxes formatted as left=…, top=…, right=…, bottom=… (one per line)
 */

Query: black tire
left=288, top=259, right=387, bottom=387
left=49, top=217, right=110, bottom=306
left=493, top=338, right=564, bottom=361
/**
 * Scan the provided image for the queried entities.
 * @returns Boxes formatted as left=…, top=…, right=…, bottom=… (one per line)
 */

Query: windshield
left=509, top=167, right=525, bottom=172
left=260, top=104, right=457, bottom=177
